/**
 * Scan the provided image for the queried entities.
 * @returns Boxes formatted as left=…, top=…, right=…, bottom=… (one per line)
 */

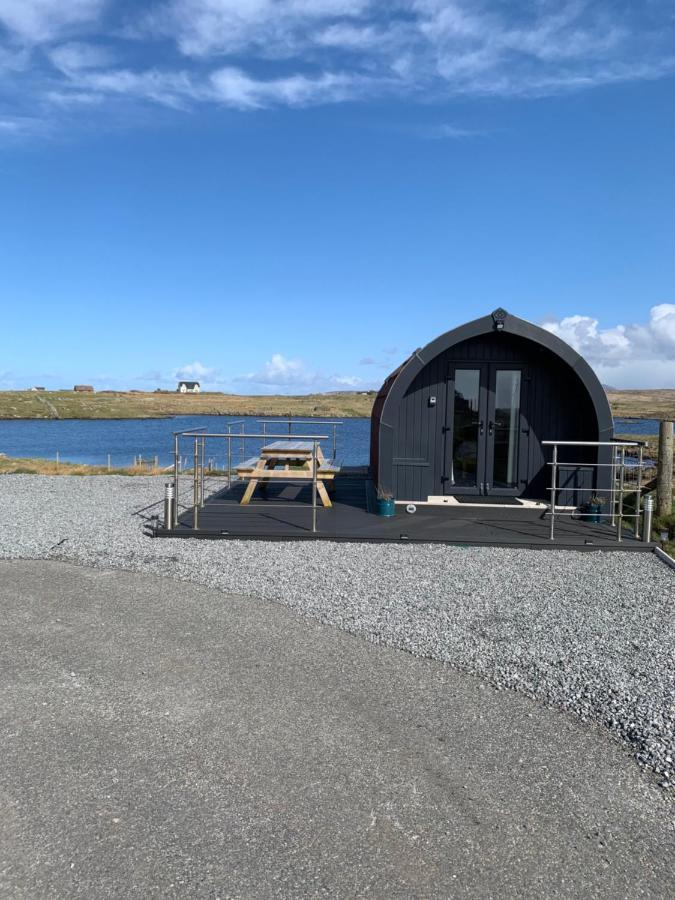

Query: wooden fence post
left=656, top=420, right=674, bottom=518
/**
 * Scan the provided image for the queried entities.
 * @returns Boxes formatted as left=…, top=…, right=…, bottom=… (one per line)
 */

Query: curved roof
left=375, top=309, right=613, bottom=438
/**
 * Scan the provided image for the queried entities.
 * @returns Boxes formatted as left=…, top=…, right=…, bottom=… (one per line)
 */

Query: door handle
left=479, top=420, right=484, bottom=436
left=488, top=420, right=494, bottom=436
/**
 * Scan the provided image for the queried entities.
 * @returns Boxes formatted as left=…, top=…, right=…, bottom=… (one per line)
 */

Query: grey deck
left=156, top=473, right=651, bottom=551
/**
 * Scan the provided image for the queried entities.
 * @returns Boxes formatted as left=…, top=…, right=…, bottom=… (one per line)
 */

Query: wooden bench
left=235, top=452, right=342, bottom=507
left=236, top=457, right=262, bottom=474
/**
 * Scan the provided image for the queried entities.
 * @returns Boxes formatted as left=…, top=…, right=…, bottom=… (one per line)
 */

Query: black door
left=444, top=364, right=529, bottom=496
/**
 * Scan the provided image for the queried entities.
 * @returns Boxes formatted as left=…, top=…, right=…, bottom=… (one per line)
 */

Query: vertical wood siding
left=389, top=333, right=600, bottom=501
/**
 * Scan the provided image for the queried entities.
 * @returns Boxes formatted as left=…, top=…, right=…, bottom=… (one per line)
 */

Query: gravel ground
left=1, top=475, right=674, bottom=791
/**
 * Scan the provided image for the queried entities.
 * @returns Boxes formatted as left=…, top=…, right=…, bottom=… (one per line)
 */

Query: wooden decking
left=155, top=471, right=652, bottom=551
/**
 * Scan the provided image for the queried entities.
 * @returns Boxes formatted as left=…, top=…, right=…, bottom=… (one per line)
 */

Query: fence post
left=657, top=421, right=674, bottom=518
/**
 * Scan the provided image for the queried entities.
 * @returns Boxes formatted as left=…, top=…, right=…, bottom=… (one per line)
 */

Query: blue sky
left=1, top=1, right=674, bottom=392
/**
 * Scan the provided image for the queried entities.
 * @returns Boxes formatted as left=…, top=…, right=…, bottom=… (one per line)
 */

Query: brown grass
left=607, top=389, right=675, bottom=420
left=1, top=388, right=673, bottom=421
left=0, top=456, right=167, bottom=476
left=0, top=390, right=377, bottom=420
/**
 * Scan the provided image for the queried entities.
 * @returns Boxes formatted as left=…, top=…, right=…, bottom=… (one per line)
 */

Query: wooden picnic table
left=236, top=441, right=340, bottom=507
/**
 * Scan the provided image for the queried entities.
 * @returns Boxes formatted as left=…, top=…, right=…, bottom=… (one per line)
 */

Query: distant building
left=30, top=386, right=46, bottom=392
left=177, top=381, right=201, bottom=393
left=73, top=385, right=94, bottom=392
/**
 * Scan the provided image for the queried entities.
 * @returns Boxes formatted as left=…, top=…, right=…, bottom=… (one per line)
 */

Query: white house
left=177, top=381, right=201, bottom=393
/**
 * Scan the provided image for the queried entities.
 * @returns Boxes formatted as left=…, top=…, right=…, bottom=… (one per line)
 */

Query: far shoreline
left=0, top=389, right=377, bottom=421
left=0, top=388, right=673, bottom=421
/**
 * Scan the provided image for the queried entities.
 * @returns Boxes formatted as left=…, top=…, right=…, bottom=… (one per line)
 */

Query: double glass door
left=446, top=364, right=527, bottom=496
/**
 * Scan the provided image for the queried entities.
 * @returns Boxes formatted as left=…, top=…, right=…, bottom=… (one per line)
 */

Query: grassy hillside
left=605, top=389, right=675, bottom=420
left=0, top=390, right=377, bottom=420
left=0, top=388, right=673, bottom=421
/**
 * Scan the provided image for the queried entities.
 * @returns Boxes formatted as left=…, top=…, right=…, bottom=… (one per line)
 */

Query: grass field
left=0, top=456, right=168, bottom=476
left=0, top=388, right=673, bottom=421
left=0, top=390, right=377, bottom=420
left=605, top=389, right=675, bottom=420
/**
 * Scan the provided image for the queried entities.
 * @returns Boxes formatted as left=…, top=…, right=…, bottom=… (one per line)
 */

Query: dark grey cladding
left=370, top=310, right=613, bottom=503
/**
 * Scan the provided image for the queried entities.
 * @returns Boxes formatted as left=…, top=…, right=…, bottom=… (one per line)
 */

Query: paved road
left=0, top=560, right=673, bottom=899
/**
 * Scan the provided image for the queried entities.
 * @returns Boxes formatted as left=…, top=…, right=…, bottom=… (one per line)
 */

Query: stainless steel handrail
left=171, top=431, right=331, bottom=532
left=542, top=440, right=655, bottom=542
left=258, top=419, right=343, bottom=460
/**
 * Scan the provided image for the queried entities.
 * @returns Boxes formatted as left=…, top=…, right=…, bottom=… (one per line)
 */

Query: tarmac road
left=0, top=560, right=673, bottom=898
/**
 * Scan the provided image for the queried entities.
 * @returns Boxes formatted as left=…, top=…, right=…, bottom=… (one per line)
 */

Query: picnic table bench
left=236, top=441, right=341, bottom=507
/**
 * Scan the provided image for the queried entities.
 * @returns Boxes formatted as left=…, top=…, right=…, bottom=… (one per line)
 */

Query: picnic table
left=236, top=441, right=341, bottom=507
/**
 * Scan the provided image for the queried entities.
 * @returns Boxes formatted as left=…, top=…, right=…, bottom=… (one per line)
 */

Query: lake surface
left=0, top=416, right=372, bottom=468
left=0, top=415, right=661, bottom=468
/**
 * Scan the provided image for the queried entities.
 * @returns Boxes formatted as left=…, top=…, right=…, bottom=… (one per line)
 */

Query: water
left=612, top=418, right=662, bottom=437
left=0, top=416, right=372, bottom=468
left=0, top=415, right=660, bottom=469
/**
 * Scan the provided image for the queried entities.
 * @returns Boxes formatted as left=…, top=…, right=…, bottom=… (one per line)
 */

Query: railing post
left=332, top=424, right=337, bottom=461
left=549, top=443, right=557, bottom=540
left=193, top=435, right=200, bottom=531
left=634, top=444, right=644, bottom=539
left=227, top=429, right=232, bottom=486
left=609, top=448, right=616, bottom=527
left=616, top=446, right=626, bottom=542
left=200, top=435, right=206, bottom=506
left=173, top=433, right=179, bottom=528
left=312, top=440, right=318, bottom=534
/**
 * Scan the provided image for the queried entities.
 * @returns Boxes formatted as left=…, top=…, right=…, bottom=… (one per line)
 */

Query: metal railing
left=258, top=419, right=342, bottom=460
left=170, top=429, right=330, bottom=533
left=543, top=440, right=655, bottom=542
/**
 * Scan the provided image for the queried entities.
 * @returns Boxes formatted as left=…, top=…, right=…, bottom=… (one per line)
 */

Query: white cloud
left=0, top=0, right=106, bottom=43
left=210, top=66, right=367, bottom=108
left=2, top=1, right=675, bottom=124
left=78, top=67, right=203, bottom=108
left=49, top=41, right=114, bottom=73
left=542, top=304, right=675, bottom=389
left=235, top=353, right=365, bottom=393
left=149, top=0, right=372, bottom=58
left=173, top=361, right=220, bottom=381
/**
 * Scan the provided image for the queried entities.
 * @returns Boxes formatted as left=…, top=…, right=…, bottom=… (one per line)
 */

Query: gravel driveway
left=0, top=475, right=673, bottom=789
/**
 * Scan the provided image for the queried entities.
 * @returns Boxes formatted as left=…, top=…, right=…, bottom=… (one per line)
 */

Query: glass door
left=445, top=364, right=527, bottom=497
left=485, top=367, right=525, bottom=496
left=445, top=366, right=487, bottom=495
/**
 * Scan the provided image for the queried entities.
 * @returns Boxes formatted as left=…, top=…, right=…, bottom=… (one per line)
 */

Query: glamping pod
left=370, top=309, right=613, bottom=503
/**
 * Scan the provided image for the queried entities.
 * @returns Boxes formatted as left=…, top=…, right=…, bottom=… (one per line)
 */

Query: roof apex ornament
left=491, top=308, right=508, bottom=331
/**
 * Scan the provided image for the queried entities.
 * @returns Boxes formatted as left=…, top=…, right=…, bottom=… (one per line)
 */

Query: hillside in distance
left=0, top=388, right=673, bottom=421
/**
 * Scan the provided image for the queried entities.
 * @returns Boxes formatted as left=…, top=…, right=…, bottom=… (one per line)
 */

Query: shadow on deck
left=155, top=471, right=651, bottom=552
